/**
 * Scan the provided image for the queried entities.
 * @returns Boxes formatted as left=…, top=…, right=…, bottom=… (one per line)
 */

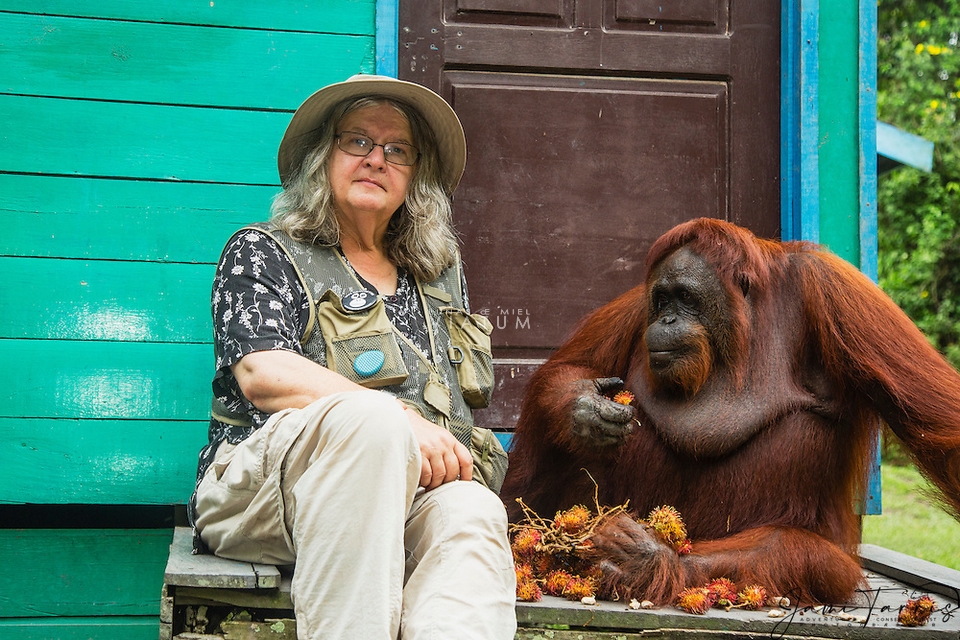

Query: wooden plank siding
left=0, top=6, right=375, bottom=505
left=0, top=529, right=171, bottom=617
left=1, top=2, right=376, bottom=636
left=1, top=175, right=276, bottom=262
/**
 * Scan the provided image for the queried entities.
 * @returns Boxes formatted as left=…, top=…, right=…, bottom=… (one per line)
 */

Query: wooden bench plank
left=163, top=530, right=960, bottom=638
left=166, top=527, right=282, bottom=590
left=860, top=543, right=960, bottom=603
left=517, top=569, right=960, bottom=638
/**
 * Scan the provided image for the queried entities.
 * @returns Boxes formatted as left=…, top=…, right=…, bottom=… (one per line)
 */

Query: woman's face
left=328, top=103, right=416, bottom=224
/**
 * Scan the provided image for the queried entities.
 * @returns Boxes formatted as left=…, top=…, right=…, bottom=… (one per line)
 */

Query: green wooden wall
left=818, top=0, right=862, bottom=263
left=0, top=2, right=374, bottom=637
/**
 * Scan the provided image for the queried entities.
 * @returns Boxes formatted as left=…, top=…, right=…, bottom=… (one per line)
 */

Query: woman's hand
left=235, top=349, right=473, bottom=489
left=403, top=408, right=473, bottom=490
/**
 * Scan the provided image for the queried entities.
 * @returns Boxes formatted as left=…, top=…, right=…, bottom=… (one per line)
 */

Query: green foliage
left=878, top=0, right=960, bottom=368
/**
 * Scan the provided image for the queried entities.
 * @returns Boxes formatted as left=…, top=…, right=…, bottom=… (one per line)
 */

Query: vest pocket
left=316, top=290, right=409, bottom=387
left=442, top=308, right=494, bottom=408
left=470, top=426, right=508, bottom=494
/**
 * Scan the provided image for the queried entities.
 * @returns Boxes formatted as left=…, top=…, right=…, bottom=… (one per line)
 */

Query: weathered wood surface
left=166, top=527, right=281, bottom=590
left=860, top=543, right=960, bottom=604
left=163, top=528, right=960, bottom=639
left=517, top=573, right=959, bottom=639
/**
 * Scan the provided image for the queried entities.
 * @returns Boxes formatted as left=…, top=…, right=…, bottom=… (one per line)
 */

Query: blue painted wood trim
left=799, top=0, right=821, bottom=243
left=780, top=0, right=801, bottom=241
left=375, top=0, right=399, bottom=77
left=877, top=121, right=935, bottom=174
left=859, top=0, right=882, bottom=516
left=859, top=0, right=878, bottom=283
left=780, top=0, right=820, bottom=242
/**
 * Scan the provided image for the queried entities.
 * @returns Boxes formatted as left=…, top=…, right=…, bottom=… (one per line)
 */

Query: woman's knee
left=428, top=481, right=509, bottom=532
left=302, top=390, right=413, bottom=450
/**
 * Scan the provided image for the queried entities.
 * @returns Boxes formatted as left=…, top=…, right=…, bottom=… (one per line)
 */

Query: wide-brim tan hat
left=277, top=74, right=467, bottom=193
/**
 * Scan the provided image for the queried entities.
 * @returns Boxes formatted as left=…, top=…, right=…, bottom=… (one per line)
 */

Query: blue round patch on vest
left=353, top=350, right=385, bottom=377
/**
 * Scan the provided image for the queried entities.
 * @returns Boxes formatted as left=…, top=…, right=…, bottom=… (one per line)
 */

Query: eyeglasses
left=335, top=132, right=419, bottom=166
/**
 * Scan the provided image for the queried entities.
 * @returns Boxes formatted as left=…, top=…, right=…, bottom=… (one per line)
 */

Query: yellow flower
left=916, top=43, right=925, bottom=54
left=928, top=45, right=943, bottom=55
left=920, top=20, right=929, bottom=28
left=930, top=100, right=940, bottom=109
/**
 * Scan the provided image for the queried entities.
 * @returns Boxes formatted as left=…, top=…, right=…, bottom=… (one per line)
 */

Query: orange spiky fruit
left=515, top=563, right=534, bottom=583
left=646, top=505, right=691, bottom=552
left=553, top=504, right=592, bottom=535
left=516, top=577, right=543, bottom=602
left=543, top=570, right=574, bottom=597
left=511, top=527, right=541, bottom=558
left=677, top=587, right=716, bottom=614
left=706, top=578, right=738, bottom=607
left=899, top=595, right=936, bottom=627
left=737, top=585, right=768, bottom=611
left=564, top=575, right=597, bottom=601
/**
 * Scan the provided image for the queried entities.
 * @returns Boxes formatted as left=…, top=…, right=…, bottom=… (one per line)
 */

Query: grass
left=861, top=463, right=960, bottom=571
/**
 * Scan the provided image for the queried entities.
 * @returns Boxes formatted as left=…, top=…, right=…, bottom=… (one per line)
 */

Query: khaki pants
left=194, top=390, right=517, bottom=640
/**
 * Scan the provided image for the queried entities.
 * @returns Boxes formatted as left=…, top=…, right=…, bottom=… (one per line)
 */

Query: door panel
left=400, top=0, right=780, bottom=431
left=451, top=72, right=727, bottom=349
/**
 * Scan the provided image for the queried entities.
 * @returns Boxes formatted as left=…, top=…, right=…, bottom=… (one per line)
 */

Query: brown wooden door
left=399, top=0, right=780, bottom=432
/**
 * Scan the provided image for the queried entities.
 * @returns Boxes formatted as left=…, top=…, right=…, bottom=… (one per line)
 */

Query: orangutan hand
left=585, top=512, right=685, bottom=602
left=589, top=512, right=666, bottom=562
left=570, top=377, right=636, bottom=447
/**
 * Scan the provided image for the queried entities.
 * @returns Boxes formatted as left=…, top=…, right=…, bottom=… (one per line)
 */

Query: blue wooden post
left=781, top=0, right=821, bottom=244
left=859, top=0, right=882, bottom=515
left=376, top=0, right=399, bottom=78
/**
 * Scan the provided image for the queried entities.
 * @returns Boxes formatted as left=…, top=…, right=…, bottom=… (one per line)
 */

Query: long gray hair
left=270, top=96, right=459, bottom=282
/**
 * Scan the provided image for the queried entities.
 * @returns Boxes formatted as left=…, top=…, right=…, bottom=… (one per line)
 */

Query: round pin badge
left=343, top=290, right=377, bottom=312
left=353, top=349, right=385, bottom=377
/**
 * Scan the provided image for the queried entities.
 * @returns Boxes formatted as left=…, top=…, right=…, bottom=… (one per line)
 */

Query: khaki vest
left=212, top=224, right=507, bottom=491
